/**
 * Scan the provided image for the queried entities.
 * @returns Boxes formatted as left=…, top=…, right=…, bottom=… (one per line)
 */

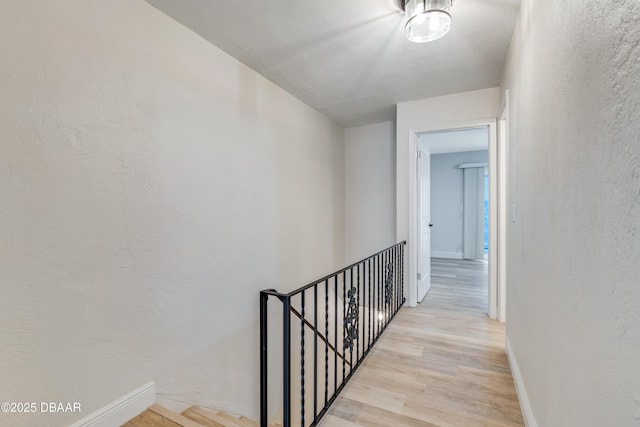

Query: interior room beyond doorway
left=419, top=127, right=489, bottom=261
left=415, top=126, right=490, bottom=307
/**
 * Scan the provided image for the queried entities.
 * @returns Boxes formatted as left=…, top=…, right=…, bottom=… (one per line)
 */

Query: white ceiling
left=419, top=127, right=488, bottom=154
left=145, top=0, right=520, bottom=127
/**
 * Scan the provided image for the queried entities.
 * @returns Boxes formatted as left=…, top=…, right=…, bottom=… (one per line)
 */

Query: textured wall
left=344, top=122, right=396, bottom=263
left=502, top=0, right=640, bottom=425
left=0, top=1, right=344, bottom=426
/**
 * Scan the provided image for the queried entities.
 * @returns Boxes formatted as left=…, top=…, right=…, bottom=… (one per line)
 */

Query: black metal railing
left=260, top=242, right=406, bottom=427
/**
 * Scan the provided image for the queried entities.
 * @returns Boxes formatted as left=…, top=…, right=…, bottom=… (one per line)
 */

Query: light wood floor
left=122, top=403, right=279, bottom=427
left=321, top=258, right=524, bottom=427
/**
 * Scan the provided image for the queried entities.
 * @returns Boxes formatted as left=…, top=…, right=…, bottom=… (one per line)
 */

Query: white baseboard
left=505, top=337, right=538, bottom=427
left=69, top=382, right=155, bottom=427
left=431, top=251, right=463, bottom=259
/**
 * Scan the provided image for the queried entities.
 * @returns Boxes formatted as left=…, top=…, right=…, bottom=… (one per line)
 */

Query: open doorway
left=415, top=127, right=490, bottom=309
left=398, top=113, right=502, bottom=320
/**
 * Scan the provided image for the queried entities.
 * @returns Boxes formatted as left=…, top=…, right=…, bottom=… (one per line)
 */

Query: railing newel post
left=282, top=295, right=291, bottom=427
left=260, top=292, right=268, bottom=427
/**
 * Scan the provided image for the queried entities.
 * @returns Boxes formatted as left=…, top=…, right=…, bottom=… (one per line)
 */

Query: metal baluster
left=361, top=263, right=365, bottom=356
left=379, top=253, right=382, bottom=334
left=389, top=248, right=392, bottom=318
left=376, top=253, right=380, bottom=336
left=402, top=243, right=405, bottom=304
left=392, top=248, right=396, bottom=315
left=300, top=292, right=305, bottom=427
left=368, top=258, right=372, bottom=349
left=399, top=245, right=402, bottom=310
left=382, top=250, right=386, bottom=327
left=391, top=246, right=395, bottom=315
left=361, top=263, right=364, bottom=356
left=283, top=296, right=291, bottom=427
left=385, top=250, right=389, bottom=325
left=390, top=247, right=394, bottom=316
left=390, top=249, right=393, bottom=321
left=334, top=275, right=338, bottom=397
left=357, top=262, right=361, bottom=362
left=349, top=267, right=354, bottom=370
left=324, top=280, right=329, bottom=406
left=381, top=252, right=385, bottom=327
left=383, top=251, right=387, bottom=324
left=377, top=254, right=381, bottom=337
left=370, top=261, right=372, bottom=341
left=389, top=249, right=392, bottom=321
left=360, top=263, right=364, bottom=358
left=391, top=246, right=398, bottom=315
left=260, top=292, right=268, bottom=427
left=380, top=252, right=387, bottom=326
left=377, top=252, right=380, bottom=329
left=313, top=285, right=318, bottom=424
left=342, top=272, right=346, bottom=382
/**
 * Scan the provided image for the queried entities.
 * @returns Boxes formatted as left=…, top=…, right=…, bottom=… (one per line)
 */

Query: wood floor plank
left=122, top=408, right=186, bottom=427
left=320, top=414, right=361, bottom=427
left=149, top=404, right=204, bottom=427
left=322, top=259, right=524, bottom=427
left=237, top=416, right=260, bottom=427
left=182, top=407, right=226, bottom=427
left=216, top=411, right=243, bottom=424
left=185, top=406, right=245, bottom=427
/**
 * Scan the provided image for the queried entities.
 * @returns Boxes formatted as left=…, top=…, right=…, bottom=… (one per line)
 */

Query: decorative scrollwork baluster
left=344, top=286, right=359, bottom=352
left=384, top=263, right=394, bottom=305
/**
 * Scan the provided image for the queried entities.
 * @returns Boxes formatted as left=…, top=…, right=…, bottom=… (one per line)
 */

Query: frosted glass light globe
left=404, top=0, right=452, bottom=43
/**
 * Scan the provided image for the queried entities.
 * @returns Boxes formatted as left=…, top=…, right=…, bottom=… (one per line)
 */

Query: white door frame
left=415, top=145, right=431, bottom=303
left=497, top=90, right=510, bottom=322
left=403, top=119, right=500, bottom=320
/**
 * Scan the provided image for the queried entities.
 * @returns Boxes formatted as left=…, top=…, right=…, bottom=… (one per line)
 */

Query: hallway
left=321, top=259, right=523, bottom=426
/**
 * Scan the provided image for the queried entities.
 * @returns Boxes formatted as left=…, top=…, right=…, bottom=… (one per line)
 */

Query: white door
left=416, top=150, right=431, bottom=302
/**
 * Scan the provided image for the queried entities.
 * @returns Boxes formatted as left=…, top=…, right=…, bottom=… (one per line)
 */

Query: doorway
left=416, top=128, right=490, bottom=305
left=397, top=120, right=498, bottom=319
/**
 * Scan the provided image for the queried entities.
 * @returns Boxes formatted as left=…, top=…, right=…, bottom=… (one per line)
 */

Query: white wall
left=396, top=88, right=499, bottom=306
left=502, top=1, right=640, bottom=425
left=430, top=150, right=488, bottom=259
left=344, top=122, right=396, bottom=263
left=0, top=1, right=344, bottom=426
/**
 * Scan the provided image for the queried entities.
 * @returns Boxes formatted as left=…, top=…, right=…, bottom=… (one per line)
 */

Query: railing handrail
left=262, top=241, right=407, bottom=298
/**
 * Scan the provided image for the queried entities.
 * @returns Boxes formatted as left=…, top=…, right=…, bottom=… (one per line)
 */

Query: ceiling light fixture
left=402, top=0, right=453, bottom=43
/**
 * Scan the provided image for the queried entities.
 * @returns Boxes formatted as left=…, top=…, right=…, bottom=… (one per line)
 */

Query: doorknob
left=429, top=223, right=434, bottom=227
